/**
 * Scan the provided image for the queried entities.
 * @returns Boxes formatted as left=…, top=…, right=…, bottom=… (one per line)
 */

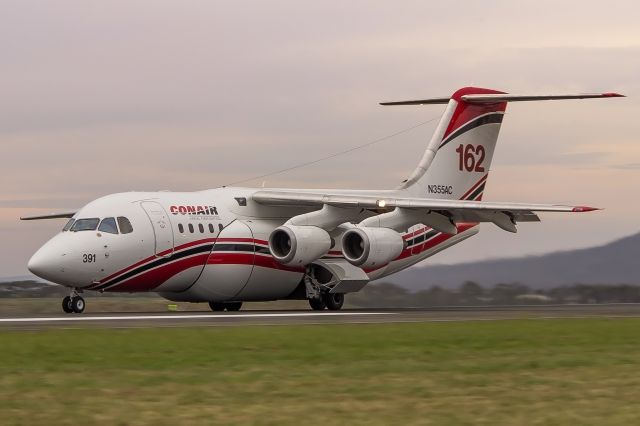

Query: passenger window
left=117, top=217, right=133, bottom=234
left=218, top=224, right=223, bottom=232
left=208, top=223, right=214, bottom=233
left=70, top=218, right=100, bottom=232
left=98, top=217, right=119, bottom=234
left=198, top=223, right=204, bottom=233
left=62, top=219, right=75, bottom=232
left=178, top=223, right=184, bottom=233
left=188, top=224, right=194, bottom=233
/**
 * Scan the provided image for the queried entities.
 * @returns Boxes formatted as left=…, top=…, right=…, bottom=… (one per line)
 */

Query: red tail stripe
left=443, top=87, right=507, bottom=140
left=460, top=174, right=488, bottom=201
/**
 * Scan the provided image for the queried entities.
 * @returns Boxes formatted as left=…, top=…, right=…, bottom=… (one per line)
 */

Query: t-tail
left=383, top=87, right=624, bottom=201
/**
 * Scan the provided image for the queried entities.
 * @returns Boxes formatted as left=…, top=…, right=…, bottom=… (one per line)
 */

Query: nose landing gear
left=62, top=289, right=85, bottom=314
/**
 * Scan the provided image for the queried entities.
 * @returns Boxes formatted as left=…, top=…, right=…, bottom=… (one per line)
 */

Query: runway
left=3, top=304, right=640, bottom=329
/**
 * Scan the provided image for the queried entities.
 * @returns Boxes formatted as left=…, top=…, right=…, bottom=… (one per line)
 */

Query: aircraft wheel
left=225, top=302, right=242, bottom=312
left=71, top=296, right=85, bottom=314
left=62, top=296, right=73, bottom=314
left=308, top=298, right=326, bottom=310
left=323, top=293, right=344, bottom=311
left=209, top=302, right=226, bottom=312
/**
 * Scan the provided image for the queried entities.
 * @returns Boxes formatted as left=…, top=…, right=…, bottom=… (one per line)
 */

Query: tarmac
left=3, top=303, right=640, bottom=330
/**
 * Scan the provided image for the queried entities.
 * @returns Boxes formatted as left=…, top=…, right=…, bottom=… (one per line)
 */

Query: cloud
left=2, top=0, right=640, bottom=276
left=611, top=163, right=640, bottom=170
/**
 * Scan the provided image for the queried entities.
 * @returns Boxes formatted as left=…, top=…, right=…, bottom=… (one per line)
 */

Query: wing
left=20, top=212, right=77, bottom=220
left=252, top=190, right=598, bottom=233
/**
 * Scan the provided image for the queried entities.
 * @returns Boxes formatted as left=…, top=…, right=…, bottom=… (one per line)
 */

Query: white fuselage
left=25, top=87, right=617, bottom=308
left=27, top=187, right=478, bottom=303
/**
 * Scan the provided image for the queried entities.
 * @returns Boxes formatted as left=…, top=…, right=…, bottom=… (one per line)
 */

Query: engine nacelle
left=268, top=225, right=332, bottom=266
left=341, top=227, right=405, bottom=269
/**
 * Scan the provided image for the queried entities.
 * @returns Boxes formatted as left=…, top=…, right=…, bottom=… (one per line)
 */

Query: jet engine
left=341, top=227, right=404, bottom=269
left=268, top=225, right=332, bottom=266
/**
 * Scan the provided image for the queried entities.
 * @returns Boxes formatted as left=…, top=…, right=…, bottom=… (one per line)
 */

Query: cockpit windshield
left=62, top=219, right=75, bottom=232
left=70, top=218, right=100, bottom=232
left=117, top=217, right=133, bottom=234
left=98, top=217, right=118, bottom=234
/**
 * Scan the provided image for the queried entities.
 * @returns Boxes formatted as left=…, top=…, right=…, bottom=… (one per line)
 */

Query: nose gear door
left=140, top=201, right=174, bottom=257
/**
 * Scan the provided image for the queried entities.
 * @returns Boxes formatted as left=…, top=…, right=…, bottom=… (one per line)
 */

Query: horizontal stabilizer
left=381, top=92, right=624, bottom=106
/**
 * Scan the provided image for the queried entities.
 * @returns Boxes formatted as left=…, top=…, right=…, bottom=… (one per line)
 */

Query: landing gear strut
left=303, top=266, right=346, bottom=311
left=62, top=289, right=85, bottom=314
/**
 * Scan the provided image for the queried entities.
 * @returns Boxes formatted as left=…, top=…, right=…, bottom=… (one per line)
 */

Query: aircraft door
left=140, top=201, right=174, bottom=257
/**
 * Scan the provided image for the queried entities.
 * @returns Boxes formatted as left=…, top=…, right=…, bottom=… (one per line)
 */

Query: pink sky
left=1, top=1, right=639, bottom=277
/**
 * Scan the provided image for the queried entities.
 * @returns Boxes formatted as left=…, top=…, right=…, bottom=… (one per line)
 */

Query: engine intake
left=342, top=227, right=404, bottom=269
left=268, top=225, right=331, bottom=266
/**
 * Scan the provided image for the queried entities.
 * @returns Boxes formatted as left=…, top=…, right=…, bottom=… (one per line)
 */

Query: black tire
left=71, top=296, right=85, bottom=314
left=323, top=293, right=344, bottom=311
left=309, top=298, right=326, bottom=310
left=62, top=296, right=73, bottom=314
left=209, top=302, right=226, bottom=312
left=225, top=302, right=242, bottom=312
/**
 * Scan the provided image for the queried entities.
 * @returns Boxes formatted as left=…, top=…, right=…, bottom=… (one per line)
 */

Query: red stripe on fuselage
left=94, top=238, right=217, bottom=287
left=106, top=253, right=210, bottom=292
left=96, top=220, right=479, bottom=292
left=363, top=223, right=477, bottom=273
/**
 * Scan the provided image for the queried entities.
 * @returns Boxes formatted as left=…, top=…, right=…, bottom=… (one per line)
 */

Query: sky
left=1, top=1, right=639, bottom=277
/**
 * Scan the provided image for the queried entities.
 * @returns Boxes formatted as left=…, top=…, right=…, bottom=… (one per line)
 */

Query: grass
left=2, top=319, right=640, bottom=425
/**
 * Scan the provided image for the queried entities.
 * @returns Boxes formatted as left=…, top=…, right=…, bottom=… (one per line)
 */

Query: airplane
left=22, top=87, right=623, bottom=313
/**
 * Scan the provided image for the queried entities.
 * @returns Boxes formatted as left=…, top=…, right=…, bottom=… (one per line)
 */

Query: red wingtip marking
left=602, top=92, right=625, bottom=98
left=572, top=206, right=601, bottom=212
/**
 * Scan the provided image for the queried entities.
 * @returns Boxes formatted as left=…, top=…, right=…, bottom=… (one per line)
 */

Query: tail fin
left=385, top=87, right=623, bottom=201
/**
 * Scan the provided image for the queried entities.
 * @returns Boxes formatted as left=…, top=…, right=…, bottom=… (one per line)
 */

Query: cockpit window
left=98, top=217, right=119, bottom=234
left=62, top=219, right=75, bottom=232
left=117, top=217, right=133, bottom=234
left=70, top=218, right=100, bottom=232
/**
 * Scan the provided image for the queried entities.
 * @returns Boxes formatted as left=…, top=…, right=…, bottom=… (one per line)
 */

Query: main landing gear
left=209, top=301, right=243, bottom=312
left=62, top=289, right=85, bottom=314
left=309, top=293, right=344, bottom=311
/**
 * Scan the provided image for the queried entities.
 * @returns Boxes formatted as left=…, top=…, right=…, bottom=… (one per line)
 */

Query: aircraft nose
left=28, top=241, right=67, bottom=283
left=28, top=247, right=56, bottom=281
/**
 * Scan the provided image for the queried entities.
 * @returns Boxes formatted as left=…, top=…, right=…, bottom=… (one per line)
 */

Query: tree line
left=348, top=281, right=640, bottom=307
left=3, top=279, right=640, bottom=306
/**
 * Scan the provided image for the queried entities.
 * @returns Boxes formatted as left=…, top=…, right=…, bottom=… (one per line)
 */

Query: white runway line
left=0, top=312, right=393, bottom=323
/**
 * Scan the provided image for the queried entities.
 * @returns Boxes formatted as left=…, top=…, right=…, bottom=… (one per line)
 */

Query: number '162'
left=455, top=144, right=486, bottom=172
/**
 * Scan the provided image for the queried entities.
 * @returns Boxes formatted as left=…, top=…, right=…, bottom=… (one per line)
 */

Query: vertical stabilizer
left=394, top=87, right=507, bottom=200
left=383, top=87, right=623, bottom=201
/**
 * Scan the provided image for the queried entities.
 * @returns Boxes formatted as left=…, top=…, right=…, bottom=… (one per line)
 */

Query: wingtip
left=572, top=206, right=602, bottom=212
left=602, top=92, right=625, bottom=98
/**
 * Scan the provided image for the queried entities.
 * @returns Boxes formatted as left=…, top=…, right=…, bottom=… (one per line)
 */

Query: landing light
left=376, top=199, right=387, bottom=208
